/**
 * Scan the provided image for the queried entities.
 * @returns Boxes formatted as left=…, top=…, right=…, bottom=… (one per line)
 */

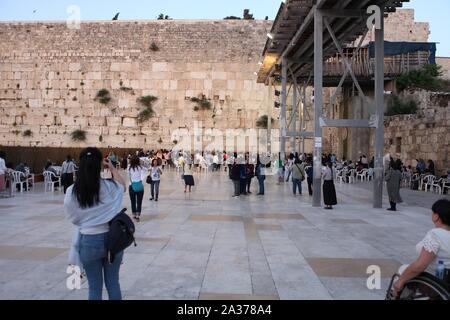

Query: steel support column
left=267, top=77, right=273, bottom=155
left=313, top=8, right=323, bottom=207
left=300, top=83, right=306, bottom=154
left=291, top=79, right=298, bottom=153
left=280, top=58, right=288, bottom=161
left=374, top=12, right=385, bottom=208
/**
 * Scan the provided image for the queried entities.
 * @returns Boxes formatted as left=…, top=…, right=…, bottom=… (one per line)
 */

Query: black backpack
left=107, top=208, right=137, bottom=263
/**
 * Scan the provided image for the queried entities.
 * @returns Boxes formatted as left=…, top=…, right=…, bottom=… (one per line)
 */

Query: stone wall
left=437, top=57, right=450, bottom=80
left=357, top=9, right=430, bottom=45
left=0, top=20, right=272, bottom=150
left=384, top=90, right=450, bottom=175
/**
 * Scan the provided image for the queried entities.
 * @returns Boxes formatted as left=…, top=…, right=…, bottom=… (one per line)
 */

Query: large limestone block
left=122, top=117, right=137, bottom=127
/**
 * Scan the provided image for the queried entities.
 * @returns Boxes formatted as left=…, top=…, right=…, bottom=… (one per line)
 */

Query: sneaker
left=149, top=198, right=154, bottom=201
left=155, top=198, right=158, bottom=202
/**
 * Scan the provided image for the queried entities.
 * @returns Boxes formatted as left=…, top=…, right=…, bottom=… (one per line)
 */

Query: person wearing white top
left=149, top=158, right=163, bottom=201
left=322, top=162, right=337, bottom=209
left=64, top=148, right=126, bottom=300
left=393, top=199, right=450, bottom=296
left=128, top=155, right=146, bottom=220
left=61, top=155, right=78, bottom=194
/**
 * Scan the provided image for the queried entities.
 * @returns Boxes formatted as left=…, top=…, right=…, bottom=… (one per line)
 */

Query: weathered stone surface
left=0, top=20, right=272, bottom=149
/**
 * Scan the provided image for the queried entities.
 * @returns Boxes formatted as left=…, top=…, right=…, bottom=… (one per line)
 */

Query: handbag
left=146, top=175, right=152, bottom=184
left=295, top=164, right=305, bottom=181
left=131, top=181, right=144, bottom=192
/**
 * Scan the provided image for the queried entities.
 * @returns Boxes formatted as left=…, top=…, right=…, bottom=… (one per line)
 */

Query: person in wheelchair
left=392, top=199, right=450, bottom=297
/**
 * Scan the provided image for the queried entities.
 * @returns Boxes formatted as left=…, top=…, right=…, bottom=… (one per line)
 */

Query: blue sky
left=0, top=0, right=448, bottom=56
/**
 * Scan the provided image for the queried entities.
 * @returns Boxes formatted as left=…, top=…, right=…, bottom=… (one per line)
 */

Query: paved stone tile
left=255, top=224, right=283, bottom=231
left=0, top=171, right=442, bottom=300
left=199, top=293, right=279, bottom=300
left=306, top=258, right=401, bottom=278
left=0, top=245, right=67, bottom=261
left=330, top=219, right=368, bottom=224
left=254, top=213, right=305, bottom=220
left=190, top=214, right=243, bottom=222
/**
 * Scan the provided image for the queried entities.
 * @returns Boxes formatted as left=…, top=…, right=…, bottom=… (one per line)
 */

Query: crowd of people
left=2, top=146, right=450, bottom=300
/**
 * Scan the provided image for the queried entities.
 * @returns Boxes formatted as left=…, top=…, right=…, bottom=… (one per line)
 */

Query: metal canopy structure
left=257, top=0, right=410, bottom=209
left=258, top=0, right=409, bottom=84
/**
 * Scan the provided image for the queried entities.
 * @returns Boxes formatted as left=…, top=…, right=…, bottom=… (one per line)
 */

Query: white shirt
left=150, top=166, right=162, bottom=181
left=128, top=166, right=146, bottom=185
left=416, top=228, right=450, bottom=269
left=322, top=166, right=334, bottom=181
left=64, top=180, right=124, bottom=235
left=61, top=160, right=77, bottom=174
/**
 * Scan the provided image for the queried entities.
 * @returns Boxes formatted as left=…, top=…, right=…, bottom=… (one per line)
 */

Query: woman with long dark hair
left=322, top=162, right=337, bottom=209
left=128, top=155, right=146, bottom=220
left=64, top=147, right=126, bottom=300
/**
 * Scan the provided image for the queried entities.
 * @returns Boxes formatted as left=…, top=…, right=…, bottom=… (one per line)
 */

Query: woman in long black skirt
left=322, top=162, right=337, bottom=209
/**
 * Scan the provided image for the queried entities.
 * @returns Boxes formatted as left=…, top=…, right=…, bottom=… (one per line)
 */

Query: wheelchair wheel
left=396, top=273, right=450, bottom=300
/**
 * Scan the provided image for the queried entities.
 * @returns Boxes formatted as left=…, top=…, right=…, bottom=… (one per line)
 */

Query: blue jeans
left=151, top=180, right=160, bottom=199
left=79, top=233, right=123, bottom=300
left=257, top=176, right=265, bottom=194
left=292, top=178, right=302, bottom=195
left=129, top=186, right=144, bottom=214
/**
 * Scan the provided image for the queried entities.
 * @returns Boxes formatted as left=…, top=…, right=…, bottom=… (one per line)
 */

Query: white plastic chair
left=431, top=178, right=443, bottom=194
left=43, top=171, right=61, bottom=192
left=334, top=169, right=344, bottom=184
left=423, top=175, right=436, bottom=192
left=443, top=180, right=450, bottom=195
left=356, top=169, right=368, bottom=182
left=348, top=169, right=356, bottom=183
left=11, top=171, right=27, bottom=193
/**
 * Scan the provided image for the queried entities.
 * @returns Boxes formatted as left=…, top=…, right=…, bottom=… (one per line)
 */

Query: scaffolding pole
left=374, top=11, right=385, bottom=208
left=313, top=8, right=323, bottom=207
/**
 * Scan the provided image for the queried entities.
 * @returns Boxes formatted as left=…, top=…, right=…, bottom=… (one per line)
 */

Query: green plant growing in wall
left=150, top=42, right=160, bottom=51
left=158, top=137, right=163, bottom=144
left=95, top=89, right=112, bottom=105
left=99, top=135, right=103, bottom=142
left=137, top=107, right=155, bottom=123
left=173, top=140, right=178, bottom=145
left=136, top=95, right=158, bottom=123
left=191, top=95, right=212, bottom=111
left=23, top=129, right=33, bottom=137
left=70, top=129, right=87, bottom=142
left=138, top=95, right=158, bottom=107
left=385, top=96, right=418, bottom=116
left=256, top=115, right=275, bottom=129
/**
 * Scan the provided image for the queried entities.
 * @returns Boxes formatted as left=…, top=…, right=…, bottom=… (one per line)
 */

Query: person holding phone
left=64, top=148, right=126, bottom=300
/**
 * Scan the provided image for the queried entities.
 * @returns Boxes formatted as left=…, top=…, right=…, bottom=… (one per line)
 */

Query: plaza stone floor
left=0, top=170, right=448, bottom=300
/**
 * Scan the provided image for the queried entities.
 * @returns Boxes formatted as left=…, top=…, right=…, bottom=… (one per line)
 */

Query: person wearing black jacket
left=230, top=161, right=241, bottom=197
left=305, top=159, right=313, bottom=196
left=256, top=155, right=266, bottom=195
left=245, top=159, right=255, bottom=194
